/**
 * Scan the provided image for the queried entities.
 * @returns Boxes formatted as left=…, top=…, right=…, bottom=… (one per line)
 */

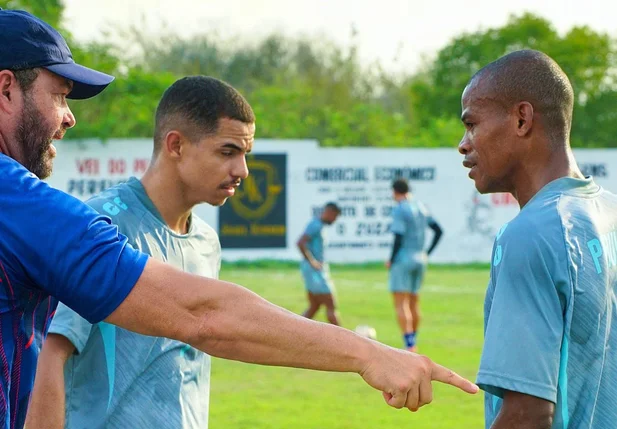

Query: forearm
left=491, top=411, right=553, bottom=429
left=25, top=342, right=71, bottom=428
left=427, top=224, right=443, bottom=255
left=427, top=234, right=441, bottom=255
left=107, top=259, right=373, bottom=372
left=491, top=392, right=554, bottom=429
left=204, top=283, right=375, bottom=369
left=297, top=242, right=316, bottom=263
left=389, top=234, right=403, bottom=263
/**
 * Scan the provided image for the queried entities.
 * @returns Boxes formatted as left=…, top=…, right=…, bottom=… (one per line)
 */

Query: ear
left=515, top=101, right=534, bottom=137
left=0, top=70, right=19, bottom=114
left=163, top=130, right=185, bottom=159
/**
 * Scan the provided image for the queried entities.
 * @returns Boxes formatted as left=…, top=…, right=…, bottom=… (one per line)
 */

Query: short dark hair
left=153, top=76, right=255, bottom=153
left=392, top=178, right=409, bottom=194
left=469, top=49, right=574, bottom=143
left=324, top=202, right=341, bottom=213
left=11, top=68, right=40, bottom=93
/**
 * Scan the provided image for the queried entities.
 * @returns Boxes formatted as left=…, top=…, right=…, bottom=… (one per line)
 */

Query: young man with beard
left=0, top=9, right=477, bottom=428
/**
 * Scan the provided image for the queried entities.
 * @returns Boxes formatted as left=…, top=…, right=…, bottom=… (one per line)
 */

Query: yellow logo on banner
left=230, top=159, right=283, bottom=220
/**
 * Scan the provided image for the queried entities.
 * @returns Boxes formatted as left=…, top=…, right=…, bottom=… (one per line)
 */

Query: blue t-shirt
left=390, top=198, right=434, bottom=263
left=479, top=176, right=617, bottom=428
left=0, top=155, right=148, bottom=429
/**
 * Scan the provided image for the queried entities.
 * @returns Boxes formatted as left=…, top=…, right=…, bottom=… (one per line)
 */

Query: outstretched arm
left=106, top=259, right=478, bottom=411
left=1, top=167, right=476, bottom=414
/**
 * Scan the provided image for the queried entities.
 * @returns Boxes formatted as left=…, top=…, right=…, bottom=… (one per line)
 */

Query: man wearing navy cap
left=0, top=9, right=114, bottom=180
left=0, top=9, right=477, bottom=429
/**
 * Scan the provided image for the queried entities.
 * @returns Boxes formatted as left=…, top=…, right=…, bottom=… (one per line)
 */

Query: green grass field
left=209, top=264, right=489, bottom=429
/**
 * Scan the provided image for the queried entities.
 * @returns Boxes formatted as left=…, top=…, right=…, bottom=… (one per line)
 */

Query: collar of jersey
left=125, top=177, right=195, bottom=237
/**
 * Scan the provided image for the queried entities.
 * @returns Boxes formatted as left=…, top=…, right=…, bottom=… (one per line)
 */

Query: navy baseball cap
left=0, top=9, right=114, bottom=99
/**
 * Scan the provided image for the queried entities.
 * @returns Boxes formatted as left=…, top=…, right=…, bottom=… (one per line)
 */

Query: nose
left=458, top=135, right=470, bottom=155
left=63, top=105, right=76, bottom=129
left=233, top=155, right=249, bottom=180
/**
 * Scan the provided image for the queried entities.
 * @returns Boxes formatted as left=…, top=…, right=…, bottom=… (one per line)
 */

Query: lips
left=52, top=128, right=66, bottom=140
left=220, top=182, right=240, bottom=196
left=222, top=186, right=237, bottom=196
left=462, top=159, right=478, bottom=179
left=47, top=129, right=65, bottom=159
left=462, top=159, right=476, bottom=169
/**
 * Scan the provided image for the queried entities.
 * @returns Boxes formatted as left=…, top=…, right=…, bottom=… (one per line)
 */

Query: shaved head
left=459, top=50, right=580, bottom=198
left=467, top=49, right=574, bottom=142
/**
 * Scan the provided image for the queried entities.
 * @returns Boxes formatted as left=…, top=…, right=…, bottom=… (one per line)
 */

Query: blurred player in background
left=460, top=49, right=617, bottom=428
left=297, top=202, right=342, bottom=325
left=387, top=179, right=443, bottom=352
left=27, top=76, right=250, bottom=429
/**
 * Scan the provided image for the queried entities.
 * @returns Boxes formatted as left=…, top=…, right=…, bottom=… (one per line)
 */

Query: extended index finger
left=430, top=362, right=479, bottom=394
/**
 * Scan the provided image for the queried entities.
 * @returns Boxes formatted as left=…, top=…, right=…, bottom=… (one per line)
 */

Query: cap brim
left=45, top=63, right=115, bottom=100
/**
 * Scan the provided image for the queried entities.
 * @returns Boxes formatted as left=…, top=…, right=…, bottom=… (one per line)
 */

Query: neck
left=511, top=145, right=584, bottom=208
left=140, top=163, right=193, bottom=234
left=394, top=194, right=408, bottom=202
left=0, top=131, right=16, bottom=160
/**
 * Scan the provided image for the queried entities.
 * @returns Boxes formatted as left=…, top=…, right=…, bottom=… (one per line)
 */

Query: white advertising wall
left=46, top=139, right=617, bottom=263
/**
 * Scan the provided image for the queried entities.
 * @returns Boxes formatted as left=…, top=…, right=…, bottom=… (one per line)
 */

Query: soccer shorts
left=300, top=261, right=335, bottom=295
left=389, top=261, right=426, bottom=294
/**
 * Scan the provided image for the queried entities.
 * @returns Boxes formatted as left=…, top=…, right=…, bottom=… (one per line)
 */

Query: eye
left=465, top=122, right=474, bottom=130
left=221, top=150, right=234, bottom=157
left=56, top=93, right=68, bottom=105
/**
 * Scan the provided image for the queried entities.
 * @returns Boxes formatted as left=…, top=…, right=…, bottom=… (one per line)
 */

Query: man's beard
left=16, top=96, right=58, bottom=179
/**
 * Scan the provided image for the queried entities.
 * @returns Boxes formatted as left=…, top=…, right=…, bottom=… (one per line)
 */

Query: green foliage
left=7, top=2, right=617, bottom=147
left=2, top=0, right=64, bottom=28
left=67, top=68, right=176, bottom=141
left=415, top=13, right=616, bottom=147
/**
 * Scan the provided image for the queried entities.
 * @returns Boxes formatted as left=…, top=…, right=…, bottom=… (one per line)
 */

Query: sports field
left=210, top=263, right=488, bottom=428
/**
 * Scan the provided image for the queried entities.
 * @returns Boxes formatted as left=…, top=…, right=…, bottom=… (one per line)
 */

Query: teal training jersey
left=478, top=176, right=617, bottom=428
left=303, top=218, right=325, bottom=262
left=390, top=198, right=434, bottom=263
left=48, top=177, right=221, bottom=429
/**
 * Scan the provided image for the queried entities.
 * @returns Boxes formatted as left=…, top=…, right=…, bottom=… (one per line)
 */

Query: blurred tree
left=408, top=12, right=616, bottom=147
left=109, top=25, right=410, bottom=145
left=67, top=68, right=177, bottom=141
left=4, top=5, right=615, bottom=148
left=3, top=0, right=64, bottom=29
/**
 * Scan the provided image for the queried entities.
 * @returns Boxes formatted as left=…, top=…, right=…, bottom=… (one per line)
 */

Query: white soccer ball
left=355, top=325, right=377, bottom=340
